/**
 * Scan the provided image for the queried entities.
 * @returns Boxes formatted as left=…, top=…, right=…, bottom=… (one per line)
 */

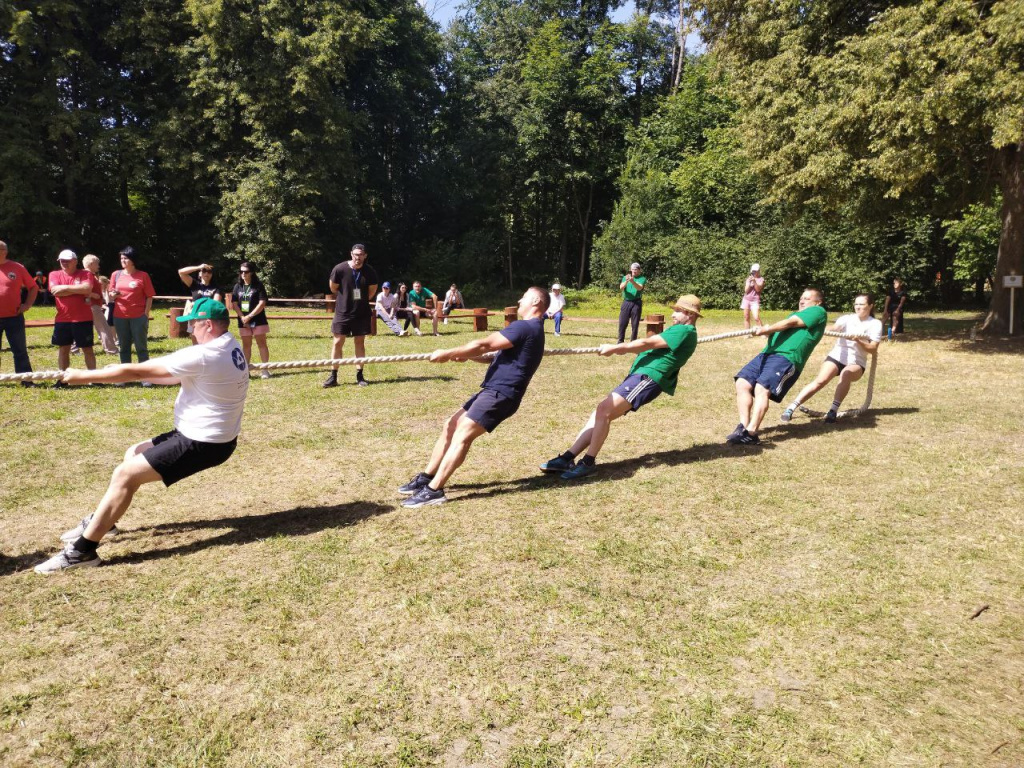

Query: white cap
left=551, top=283, right=561, bottom=291
left=630, top=262, right=641, bottom=270
left=57, top=249, right=77, bottom=262
left=750, top=263, right=760, bottom=273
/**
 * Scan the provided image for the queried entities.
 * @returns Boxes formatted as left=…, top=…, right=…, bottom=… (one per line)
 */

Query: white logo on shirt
left=129, top=281, right=138, bottom=289
left=231, top=348, right=246, bottom=370
left=6, top=272, right=14, bottom=281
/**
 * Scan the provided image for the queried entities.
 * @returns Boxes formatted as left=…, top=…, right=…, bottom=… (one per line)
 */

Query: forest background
left=1, top=0, right=1021, bottom=329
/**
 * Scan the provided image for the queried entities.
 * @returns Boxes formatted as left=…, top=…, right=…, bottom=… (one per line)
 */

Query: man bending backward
left=35, top=299, right=249, bottom=573
left=398, top=287, right=550, bottom=507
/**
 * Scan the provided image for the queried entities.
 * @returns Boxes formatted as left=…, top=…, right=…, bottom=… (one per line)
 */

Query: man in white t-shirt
left=780, top=292, right=882, bottom=424
left=35, top=298, right=250, bottom=573
left=375, top=282, right=404, bottom=336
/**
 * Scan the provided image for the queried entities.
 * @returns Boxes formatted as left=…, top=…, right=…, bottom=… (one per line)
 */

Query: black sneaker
left=322, top=371, right=338, bottom=389
left=401, top=485, right=447, bottom=508
left=53, top=380, right=68, bottom=390
left=824, top=410, right=838, bottom=423
left=725, top=423, right=746, bottom=443
left=398, top=472, right=433, bottom=496
left=356, top=376, right=368, bottom=387
left=20, top=381, right=36, bottom=388
left=540, top=455, right=574, bottom=473
left=736, top=429, right=760, bottom=445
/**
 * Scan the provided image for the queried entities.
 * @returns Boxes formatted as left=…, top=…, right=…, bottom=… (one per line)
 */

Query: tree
left=698, top=0, right=1024, bottom=332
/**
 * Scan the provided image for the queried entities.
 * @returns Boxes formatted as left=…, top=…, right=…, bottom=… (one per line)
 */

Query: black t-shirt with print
left=330, top=261, right=378, bottom=321
left=231, top=282, right=269, bottom=328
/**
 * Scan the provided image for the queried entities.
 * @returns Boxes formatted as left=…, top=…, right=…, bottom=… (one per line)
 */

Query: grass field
left=2, top=300, right=1022, bottom=767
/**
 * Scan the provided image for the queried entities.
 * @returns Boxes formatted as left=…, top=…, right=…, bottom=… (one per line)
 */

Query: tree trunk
left=982, top=143, right=1024, bottom=334
left=576, top=183, right=593, bottom=287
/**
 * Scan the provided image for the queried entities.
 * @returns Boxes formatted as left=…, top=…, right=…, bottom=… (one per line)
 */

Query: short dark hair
left=351, top=243, right=367, bottom=253
left=119, top=246, right=137, bottom=264
left=530, top=286, right=551, bottom=314
left=804, top=287, right=824, bottom=304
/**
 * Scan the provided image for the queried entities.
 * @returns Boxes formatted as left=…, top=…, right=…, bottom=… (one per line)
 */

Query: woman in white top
left=780, top=293, right=883, bottom=423
left=546, top=283, right=566, bottom=335
left=741, top=263, right=765, bottom=329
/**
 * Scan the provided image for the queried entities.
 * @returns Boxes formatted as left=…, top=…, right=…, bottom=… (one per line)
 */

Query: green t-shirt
left=762, top=305, right=827, bottom=372
left=628, top=322, right=697, bottom=396
left=621, top=275, right=646, bottom=301
left=408, top=287, right=435, bottom=307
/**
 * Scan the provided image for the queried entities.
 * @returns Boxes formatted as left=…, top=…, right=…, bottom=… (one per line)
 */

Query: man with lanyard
left=34, top=298, right=250, bottom=573
left=324, top=244, right=378, bottom=388
left=48, top=249, right=102, bottom=383
left=0, top=240, right=39, bottom=386
left=408, top=280, right=440, bottom=336
left=541, top=294, right=702, bottom=479
left=617, top=262, right=646, bottom=343
left=397, top=286, right=550, bottom=508
left=727, top=288, right=827, bottom=445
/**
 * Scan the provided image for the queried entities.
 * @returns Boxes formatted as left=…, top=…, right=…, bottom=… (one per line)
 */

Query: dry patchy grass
left=1, top=305, right=1022, bottom=767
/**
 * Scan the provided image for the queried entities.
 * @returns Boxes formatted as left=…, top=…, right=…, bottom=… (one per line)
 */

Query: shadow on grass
left=1, top=550, right=52, bottom=577
left=105, top=501, right=394, bottom=566
left=451, top=406, right=919, bottom=501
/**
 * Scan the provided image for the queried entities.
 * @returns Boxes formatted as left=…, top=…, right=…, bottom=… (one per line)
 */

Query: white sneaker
left=260, top=370, right=271, bottom=379
left=398, top=330, right=406, bottom=337
left=61, top=515, right=120, bottom=543
left=443, top=318, right=448, bottom=325
left=414, top=329, right=422, bottom=336
left=34, top=545, right=101, bottom=574
left=554, top=332, right=561, bottom=336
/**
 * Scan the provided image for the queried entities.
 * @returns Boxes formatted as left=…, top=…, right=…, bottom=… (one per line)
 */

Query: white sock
left=829, top=400, right=841, bottom=412
left=786, top=400, right=800, bottom=411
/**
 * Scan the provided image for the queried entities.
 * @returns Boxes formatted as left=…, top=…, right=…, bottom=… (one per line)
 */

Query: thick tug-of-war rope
left=1, top=328, right=876, bottom=418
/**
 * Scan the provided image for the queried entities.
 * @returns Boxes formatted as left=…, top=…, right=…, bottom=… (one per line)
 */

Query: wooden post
left=473, top=307, right=488, bottom=332
left=645, top=313, right=664, bottom=337
left=369, top=311, right=377, bottom=336
left=325, top=292, right=335, bottom=314
left=169, top=307, right=185, bottom=338
left=504, top=306, right=517, bottom=327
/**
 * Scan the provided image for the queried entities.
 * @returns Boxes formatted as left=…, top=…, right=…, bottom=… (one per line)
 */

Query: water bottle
left=887, top=325, right=893, bottom=341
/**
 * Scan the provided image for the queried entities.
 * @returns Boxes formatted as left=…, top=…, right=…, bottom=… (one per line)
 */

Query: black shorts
left=462, top=389, right=521, bottom=433
left=332, top=315, right=370, bottom=337
left=143, top=429, right=237, bottom=487
left=825, top=355, right=848, bottom=374
left=52, top=321, right=94, bottom=348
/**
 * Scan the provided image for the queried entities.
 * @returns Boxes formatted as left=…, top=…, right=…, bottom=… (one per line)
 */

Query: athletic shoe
left=433, top=332, right=441, bottom=337
left=398, top=330, right=406, bottom=337
left=141, top=381, right=154, bottom=388
left=401, top=485, right=447, bottom=508
left=735, top=430, right=760, bottom=445
left=60, top=515, right=120, bottom=543
left=53, top=381, right=68, bottom=390
left=554, top=332, right=561, bottom=337
left=561, top=462, right=597, bottom=480
left=322, top=371, right=338, bottom=388
left=443, top=318, right=448, bottom=325
left=398, top=472, right=433, bottom=495
left=540, top=455, right=574, bottom=473
left=725, top=423, right=746, bottom=443
left=20, top=381, right=35, bottom=388
left=780, top=408, right=794, bottom=423
left=34, top=545, right=101, bottom=574
left=414, top=329, right=422, bottom=336
left=824, top=410, right=838, bottom=423
left=260, top=370, right=271, bottom=379
left=356, top=378, right=368, bottom=387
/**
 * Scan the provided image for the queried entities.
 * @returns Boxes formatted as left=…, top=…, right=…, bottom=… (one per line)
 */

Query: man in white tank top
left=35, top=298, right=250, bottom=573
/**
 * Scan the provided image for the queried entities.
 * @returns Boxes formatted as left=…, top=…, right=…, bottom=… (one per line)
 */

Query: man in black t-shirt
left=324, top=244, right=378, bottom=388
left=398, top=286, right=550, bottom=508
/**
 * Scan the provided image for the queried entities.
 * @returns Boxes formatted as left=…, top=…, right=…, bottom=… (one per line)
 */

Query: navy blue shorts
left=143, top=429, right=237, bottom=487
left=462, top=389, right=520, bottom=433
left=612, top=373, right=663, bottom=412
left=735, top=353, right=799, bottom=402
left=52, top=321, right=94, bottom=348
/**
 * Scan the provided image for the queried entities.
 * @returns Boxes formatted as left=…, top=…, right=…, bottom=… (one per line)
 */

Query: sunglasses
left=200, top=268, right=212, bottom=273
left=239, top=270, right=251, bottom=274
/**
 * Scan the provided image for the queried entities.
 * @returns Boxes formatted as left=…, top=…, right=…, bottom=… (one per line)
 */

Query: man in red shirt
left=48, top=249, right=101, bottom=381
left=0, top=240, right=39, bottom=385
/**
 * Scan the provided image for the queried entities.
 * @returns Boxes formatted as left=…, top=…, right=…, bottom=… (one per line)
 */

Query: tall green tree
left=697, top=0, right=1024, bottom=332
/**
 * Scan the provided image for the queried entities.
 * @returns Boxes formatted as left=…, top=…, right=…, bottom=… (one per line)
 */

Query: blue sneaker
left=561, top=462, right=597, bottom=480
left=824, top=410, right=838, bottom=423
left=540, top=455, right=574, bottom=473
left=735, top=430, right=760, bottom=445
left=401, top=485, right=447, bottom=508
left=780, top=408, right=794, bottom=423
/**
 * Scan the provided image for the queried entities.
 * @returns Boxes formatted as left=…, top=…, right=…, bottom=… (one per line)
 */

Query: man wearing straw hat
left=540, top=294, right=703, bottom=480
left=34, top=298, right=249, bottom=573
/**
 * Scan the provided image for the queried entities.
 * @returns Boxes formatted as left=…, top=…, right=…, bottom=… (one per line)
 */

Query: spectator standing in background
left=49, top=249, right=101, bottom=382
left=883, top=278, right=908, bottom=338
left=228, top=261, right=271, bottom=378
left=547, top=283, right=566, bottom=336
left=742, top=264, right=765, bottom=329
left=617, top=262, right=646, bottom=343
left=0, top=240, right=39, bottom=385
left=324, top=244, right=378, bottom=388
left=109, top=246, right=156, bottom=367
left=178, top=263, right=223, bottom=344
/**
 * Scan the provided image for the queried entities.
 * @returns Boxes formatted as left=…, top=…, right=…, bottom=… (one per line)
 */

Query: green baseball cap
left=178, top=297, right=229, bottom=322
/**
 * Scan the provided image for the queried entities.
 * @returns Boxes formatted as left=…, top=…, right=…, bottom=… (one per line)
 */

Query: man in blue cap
left=35, top=298, right=251, bottom=573
left=375, top=281, right=405, bottom=336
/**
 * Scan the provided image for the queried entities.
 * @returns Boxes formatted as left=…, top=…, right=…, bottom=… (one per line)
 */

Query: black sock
left=560, top=450, right=575, bottom=462
left=356, top=369, right=365, bottom=381
left=74, top=535, right=99, bottom=554
left=581, top=455, right=596, bottom=467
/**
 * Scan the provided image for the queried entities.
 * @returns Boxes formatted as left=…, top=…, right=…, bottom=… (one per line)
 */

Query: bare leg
left=431, top=309, right=439, bottom=335
left=255, top=335, right=270, bottom=364
left=832, top=365, right=864, bottom=405
left=330, top=335, right=345, bottom=372
left=82, top=347, right=97, bottom=370
left=568, top=410, right=599, bottom=457
left=743, top=307, right=751, bottom=329
left=581, top=394, right=632, bottom=460
left=429, top=414, right=487, bottom=490
left=353, top=335, right=366, bottom=374
left=241, top=335, right=253, bottom=364
left=751, top=304, right=761, bottom=326
left=746, top=385, right=772, bottom=434
left=735, top=378, right=754, bottom=427
left=83, top=445, right=162, bottom=541
left=789, top=361, right=839, bottom=408
left=57, top=345, right=71, bottom=370
left=425, top=409, right=463, bottom=476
